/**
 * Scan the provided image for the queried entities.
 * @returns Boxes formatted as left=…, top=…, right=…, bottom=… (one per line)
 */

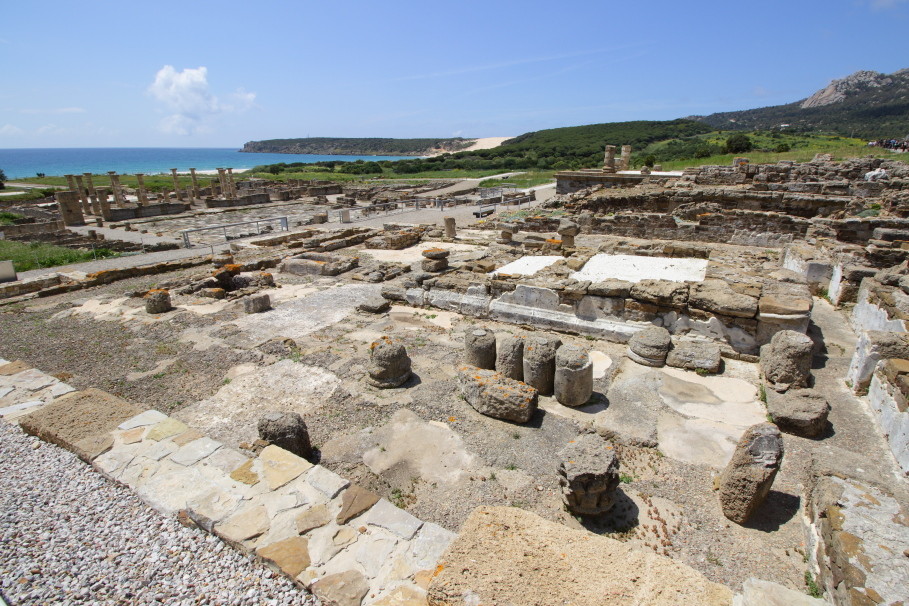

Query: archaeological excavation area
left=1, top=154, right=909, bottom=605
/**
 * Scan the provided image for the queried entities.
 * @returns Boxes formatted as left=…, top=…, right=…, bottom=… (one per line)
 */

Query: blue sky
left=1, top=0, right=907, bottom=148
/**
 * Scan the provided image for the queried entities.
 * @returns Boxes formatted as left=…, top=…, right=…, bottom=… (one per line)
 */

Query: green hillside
left=240, top=137, right=473, bottom=156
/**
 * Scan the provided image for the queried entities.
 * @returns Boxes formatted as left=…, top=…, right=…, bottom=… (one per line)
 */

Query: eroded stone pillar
left=620, top=145, right=632, bottom=171
left=95, top=187, right=111, bottom=219
left=216, top=168, right=227, bottom=198
left=73, top=175, right=91, bottom=214
left=189, top=168, right=200, bottom=199
left=227, top=168, right=237, bottom=198
left=170, top=169, right=183, bottom=201
left=108, top=172, right=125, bottom=207
left=56, top=191, right=85, bottom=226
left=603, top=145, right=616, bottom=173
left=444, top=217, right=456, bottom=238
left=83, top=173, right=98, bottom=210
left=135, top=174, right=149, bottom=204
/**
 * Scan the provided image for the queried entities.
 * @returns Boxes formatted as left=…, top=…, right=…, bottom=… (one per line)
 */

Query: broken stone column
left=82, top=172, right=97, bottom=203
left=421, top=247, right=450, bottom=272
left=602, top=145, right=617, bottom=173
left=465, top=329, right=497, bottom=369
left=189, top=168, right=200, bottom=199
left=367, top=336, right=412, bottom=388
left=640, top=165, right=652, bottom=175
left=457, top=366, right=538, bottom=423
left=107, top=172, right=125, bottom=207
left=135, top=174, right=149, bottom=204
left=523, top=335, right=562, bottom=396
left=554, top=345, right=593, bottom=407
left=760, top=330, right=813, bottom=391
left=444, top=217, right=456, bottom=238
left=557, top=219, right=579, bottom=248
left=144, top=289, right=172, bottom=314
left=496, top=334, right=525, bottom=381
left=765, top=389, right=830, bottom=438
left=170, top=169, right=183, bottom=201
left=558, top=434, right=620, bottom=515
left=498, top=222, right=517, bottom=244
left=619, top=145, right=632, bottom=171
left=627, top=326, right=671, bottom=367
left=258, top=411, right=313, bottom=460
left=65, top=174, right=78, bottom=193
left=73, top=175, right=91, bottom=214
left=717, top=423, right=784, bottom=524
left=216, top=168, right=228, bottom=198
left=243, top=294, right=271, bottom=314
left=56, top=191, right=85, bottom=226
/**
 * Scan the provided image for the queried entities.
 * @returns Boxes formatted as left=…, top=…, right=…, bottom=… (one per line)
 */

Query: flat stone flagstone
left=119, top=409, right=169, bottom=430
left=146, top=417, right=188, bottom=441
left=258, top=444, right=313, bottom=490
left=366, top=499, right=424, bottom=540
left=170, top=436, right=222, bottom=466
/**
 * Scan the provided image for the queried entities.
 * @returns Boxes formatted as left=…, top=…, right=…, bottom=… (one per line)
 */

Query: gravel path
left=0, top=422, right=317, bottom=606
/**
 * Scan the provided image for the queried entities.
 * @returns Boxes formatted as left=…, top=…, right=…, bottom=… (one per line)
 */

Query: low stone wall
left=204, top=193, right=271, bottom=208
left=389, top=275, right=811, bottom=355
left=0, top=220, right=65, bottom=237
left=106, top=203, right=190, bottom=222
left=868, top=359, right=909, bottom=473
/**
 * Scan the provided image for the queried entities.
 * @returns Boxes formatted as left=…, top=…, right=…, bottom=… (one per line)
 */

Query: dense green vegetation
left=0, top=168, right=7, bottom=189
left=0, top=241, right=120, bottom=272
left=241, top=137, right=474, bottom=156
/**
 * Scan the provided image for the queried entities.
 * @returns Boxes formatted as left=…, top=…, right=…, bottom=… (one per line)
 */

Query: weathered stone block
left=457, top=365, right=538, bottom=423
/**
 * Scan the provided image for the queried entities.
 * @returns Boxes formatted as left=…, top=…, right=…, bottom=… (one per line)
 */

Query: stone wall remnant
left=55, top=191, right=85, bottom=226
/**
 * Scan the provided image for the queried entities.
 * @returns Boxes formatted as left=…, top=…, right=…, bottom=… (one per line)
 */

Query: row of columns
left=602, top=144, right=633, bottom=173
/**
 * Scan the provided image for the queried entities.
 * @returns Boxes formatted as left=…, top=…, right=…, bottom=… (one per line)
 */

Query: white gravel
left=0, top=422, right=318, bottom=605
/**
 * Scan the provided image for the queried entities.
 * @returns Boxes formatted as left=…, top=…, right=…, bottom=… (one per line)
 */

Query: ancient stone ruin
left=3, top=153, right=909, bottom=605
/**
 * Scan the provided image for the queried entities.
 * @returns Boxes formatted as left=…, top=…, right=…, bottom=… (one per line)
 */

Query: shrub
left=725, top=133, right=754, bottom=154
left=775, top=143, right=791, bottom=152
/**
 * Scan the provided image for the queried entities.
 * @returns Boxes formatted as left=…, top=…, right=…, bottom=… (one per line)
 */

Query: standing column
left=210, top=178, right=219, bottom=197
left=83, top=173, right=98, bottom=209
left=108, top=172, right=126, bottom=207
left=619, top=145, right=632, bottom=171
left=603, top=145, right=616, bottom=173
left=226, top=168, right=237, bottom=198
left=94, top=187, right=111, bottom=219
left=170, top=169, right=183, bottom=201
left=189, top=168, right=200, bottom=199
left=216, top=168, right=227, bottom=198
left=56, top=191, right=85, bottom=226
left=64, top=174, right=78, bottom=194
left=135, top=174, right=149, bottom=204
left=73, top=175, right=91, bottom=214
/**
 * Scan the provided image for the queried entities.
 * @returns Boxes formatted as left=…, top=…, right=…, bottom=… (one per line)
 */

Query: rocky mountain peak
left=800, top=70, right=895, bottom=109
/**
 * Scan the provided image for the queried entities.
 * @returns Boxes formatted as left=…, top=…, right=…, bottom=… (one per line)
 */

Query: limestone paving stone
left=0, top=360, right=32, bottom=376
left=311, top=570, right=369, bottom=606
left=201, top=446, right=249, bottom=474
left=172, top=428, right=203, bottom=446
left=297, top=503, right=333, bottom=534
left=186, top=486, right=244, bottom=531
left=366, top=498, right=424, bottom=540
left=7, top=369, right=57, bottom=392
left=216, top=503, right=271, bottom=543
left=404, top=521, right=457, bottom=570
left=306, top=464, right=350, bottom=499
left=170, top=436, right=222, bottom=466
left=119, top=426, right=145, bottom=444
left=146, top=417, right=188, bottom=441
left=118, top=409, right=169, bottom=430
left=0, top=400, right=45, bottom=418
left=230, top=459, right=260, bottom=485
left=258, top=444, right=314, bottom=490
left=257, top=536, right=312, bottom=579
left=337, top=484, right=381, bottom=524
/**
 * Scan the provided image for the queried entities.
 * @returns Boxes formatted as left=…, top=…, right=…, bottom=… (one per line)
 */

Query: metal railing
left=181, top=216, right=289, bottom=248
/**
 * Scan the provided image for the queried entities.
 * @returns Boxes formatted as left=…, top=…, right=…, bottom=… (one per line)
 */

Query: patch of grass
left=478, top=171, right=555, bottom=189
left=222, top=378, right=232, bottom=385
left=505, top=464, right=517, bottom=471
left=804, top=571, right=822, bottom=598
left=0, top=211, right=24, bottom=226
left=0, top=240, right=120, bottom=272
left=759, top=383, right=768, bottom=404
left=695, top=368, right=710, bottom=376
left=511, top=432, right=520, bottom=440
left=152, top=372, right=166, bottom=379
left=488, top=472, right=496, bottom=481
left=619, top=473, right=634, bottom=484
left=706, top=550, right=722, bottom=566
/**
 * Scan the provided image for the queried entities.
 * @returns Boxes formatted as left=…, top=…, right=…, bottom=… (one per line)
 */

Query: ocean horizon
left=0, top=147, right=416, bottom=180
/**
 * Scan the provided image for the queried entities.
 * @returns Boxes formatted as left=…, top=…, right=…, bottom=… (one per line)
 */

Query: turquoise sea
left=0, top=148, right=415, bottom=179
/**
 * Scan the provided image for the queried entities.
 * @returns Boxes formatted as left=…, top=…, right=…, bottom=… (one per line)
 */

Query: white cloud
left=0, top=124, right=24, bottom=136
left=36, top=124, right=62, bottom=135
left=20, top=107, right=86, bottom=115
left=147, top=65, right=256, bottom=135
